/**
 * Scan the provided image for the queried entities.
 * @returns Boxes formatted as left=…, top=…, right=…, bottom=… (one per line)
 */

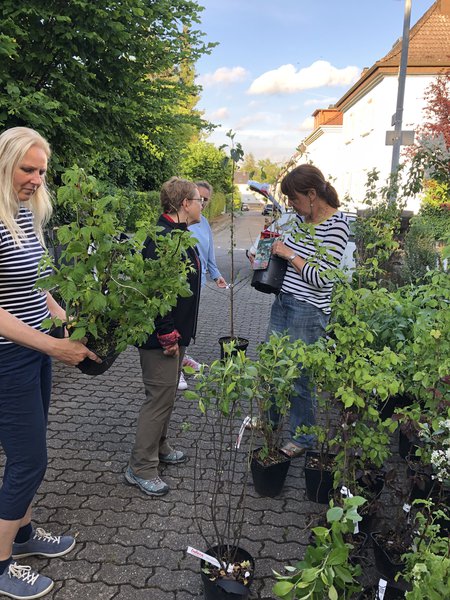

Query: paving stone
left=52, top=580, right=118, bottom=599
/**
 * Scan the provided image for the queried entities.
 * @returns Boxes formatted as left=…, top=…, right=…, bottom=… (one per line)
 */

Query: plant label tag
left=236, top=416, right=251, bottom=448
left=187, top=547, right=221, bottom=569
left=340, top=486, right=353, bottom=498
left=378, top=578, right=387, bottom=599
left=353, top=522, right=360, bottom=534
left=403, top=503, right=411, bottom=514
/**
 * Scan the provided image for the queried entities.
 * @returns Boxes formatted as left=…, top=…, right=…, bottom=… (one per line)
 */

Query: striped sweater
left=0, top=206, right=52, bottom=344
left=281, top=211, right=350, bottom=314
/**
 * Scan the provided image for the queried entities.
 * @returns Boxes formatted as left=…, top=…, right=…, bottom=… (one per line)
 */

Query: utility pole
left=390, top=0, right=412, bottom=177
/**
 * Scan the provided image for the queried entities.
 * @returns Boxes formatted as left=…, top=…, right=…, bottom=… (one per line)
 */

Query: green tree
left=0, top=1, right=213, bottom=187
left=240, top=153, right=281, bottom=183
left=241, top=153, right=258, bottom=178
left=179, top=139, right=232, bottom=193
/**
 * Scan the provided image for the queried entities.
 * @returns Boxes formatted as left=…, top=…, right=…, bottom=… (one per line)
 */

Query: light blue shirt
left=189, top=215, right=222, bottom=287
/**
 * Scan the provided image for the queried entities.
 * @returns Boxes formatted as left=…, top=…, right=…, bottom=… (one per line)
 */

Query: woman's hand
left=245, top=249, right=255, bottom=266
left=215, top=276, right=228, bottom=288
left=49, top=338, right=101, bottom=366
left=163, top=343, right=179, bottom=357
left=271, top=240, right=291, bottom=260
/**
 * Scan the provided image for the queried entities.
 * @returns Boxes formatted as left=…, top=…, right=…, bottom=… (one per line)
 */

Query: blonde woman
left=0, top=127, right=99, bottom=599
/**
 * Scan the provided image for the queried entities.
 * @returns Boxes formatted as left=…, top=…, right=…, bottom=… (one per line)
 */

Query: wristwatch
left=287, top=253, right=297, bottom=263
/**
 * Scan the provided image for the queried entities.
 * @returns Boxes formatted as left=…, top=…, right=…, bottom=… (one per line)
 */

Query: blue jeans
left=0, top=343, right=52, bottom=520
left=267, top=292, right=329, bottom=449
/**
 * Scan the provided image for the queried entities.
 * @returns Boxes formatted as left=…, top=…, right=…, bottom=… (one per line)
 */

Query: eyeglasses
left=200, top=196, right=210, bottom=204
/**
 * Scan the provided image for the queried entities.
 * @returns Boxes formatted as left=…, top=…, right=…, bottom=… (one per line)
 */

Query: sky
left=193, top=0, right=435, bottom=164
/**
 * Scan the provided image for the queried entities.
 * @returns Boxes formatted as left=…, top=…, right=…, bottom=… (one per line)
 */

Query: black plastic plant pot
left=304, top=451, right=335, bottom=504
left=250, top=449, right=291, bottom=497
left=398, top=430, right=419, bottom=460
left=356, top=583, right=406, bottom=599
left=371, top=532, right=406, bottom=584
left=201, top=546, right=254, bottom=600
left=251, top=255, right=287, bottom=294
left=48, top=324, right=119, bottom=376
left=407, top=459, right=434, bottom=501
left=76, top=351, right=119, bottom=376
left=357, top=470, right=385, bottom=499
left=378, top=394, right=413, bottom=421
left=218, top=336, right=249, bottom=359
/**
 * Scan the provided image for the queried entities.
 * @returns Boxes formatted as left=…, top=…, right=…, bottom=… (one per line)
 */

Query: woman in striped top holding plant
left=269, top=164, right=350, bottom=458
left=0, top=127, right=99, bottom=599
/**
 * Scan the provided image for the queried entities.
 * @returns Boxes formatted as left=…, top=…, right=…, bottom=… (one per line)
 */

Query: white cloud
left=211, top=107, right=230, bottom=120
left=247, top=61, right=360, bottom=95
left=303, top=96, right=337, bottom=107
left=235, top=112, right=273, bottom=128
left=299, top=116, right=314, bottom=131
left=197, top=66, right=249, bottom=87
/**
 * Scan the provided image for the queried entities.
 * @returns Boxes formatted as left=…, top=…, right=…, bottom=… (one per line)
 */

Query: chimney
left=440, top=0, right=450, bottom=15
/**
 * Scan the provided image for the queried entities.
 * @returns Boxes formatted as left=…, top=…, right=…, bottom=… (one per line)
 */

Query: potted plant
left=402, top=499, right=450, bottom=599
left=185, top=347, right=256, bottom=599
left=217, top=130, right=249, bottom=357
left=249, top=332, right=303, bottom=497
left=38, top=165, right=195, bottom=375
left=272, top=495, right=365, bottom=599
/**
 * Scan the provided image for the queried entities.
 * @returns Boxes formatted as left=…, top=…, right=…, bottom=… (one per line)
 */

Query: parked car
left=262, top=203, right=274, bottom=215
left=241, top=202, right=250, bottom=211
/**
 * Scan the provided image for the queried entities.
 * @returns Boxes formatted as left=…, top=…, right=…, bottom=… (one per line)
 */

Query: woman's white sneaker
left=178, top=372, right=188, bottom=390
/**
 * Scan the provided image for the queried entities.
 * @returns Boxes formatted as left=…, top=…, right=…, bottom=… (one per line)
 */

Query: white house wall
left=299, top=74, right=435, bottom=213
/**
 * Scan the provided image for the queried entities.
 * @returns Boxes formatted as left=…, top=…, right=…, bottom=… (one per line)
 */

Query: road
left=211, top=207, right=269, bottom=285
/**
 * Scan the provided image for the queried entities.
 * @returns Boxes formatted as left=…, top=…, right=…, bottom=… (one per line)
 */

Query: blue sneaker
left=124, top=466, right=169, bottom=496
left=12, top=527, right=75, bottom=559
left=0, top=562, right=54, bottom=599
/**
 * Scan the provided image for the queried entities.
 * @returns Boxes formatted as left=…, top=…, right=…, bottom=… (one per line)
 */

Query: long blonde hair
left=0, top=127, right=53, bottom=246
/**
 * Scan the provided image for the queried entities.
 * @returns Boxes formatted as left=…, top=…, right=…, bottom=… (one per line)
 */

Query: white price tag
left=236, top=416, right=251, bottom=448
left=378, top=578, right=387, bottom=600
left=187, top=547, right=221, bottom=569
left=340, top=486, right=353, bottom=498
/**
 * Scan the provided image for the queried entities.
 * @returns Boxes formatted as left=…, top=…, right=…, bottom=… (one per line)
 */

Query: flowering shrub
left=418, top=418, right=450, bottom=486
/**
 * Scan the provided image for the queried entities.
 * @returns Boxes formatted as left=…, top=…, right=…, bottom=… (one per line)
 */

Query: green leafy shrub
left=38, top=166, right=196, bottom=356
left=273, top=496, right=365, bottom=600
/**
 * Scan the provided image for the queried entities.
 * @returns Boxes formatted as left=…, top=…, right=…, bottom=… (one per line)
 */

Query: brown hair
left=281, top=164, right=340, bottom=208
left=160, top=176, right=197, bottom=213
left=195, top=180, right=213, bottom=194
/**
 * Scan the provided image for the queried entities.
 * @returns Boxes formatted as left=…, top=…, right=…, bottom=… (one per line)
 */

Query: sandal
left=280, top=442, right=307, bottom=458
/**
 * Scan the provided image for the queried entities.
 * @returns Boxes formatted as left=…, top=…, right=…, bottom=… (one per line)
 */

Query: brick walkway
left=1, top=212, right=344, bottom=598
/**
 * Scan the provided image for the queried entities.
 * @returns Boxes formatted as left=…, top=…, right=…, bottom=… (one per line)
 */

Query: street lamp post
left=390, top=0, right=412, bottom=176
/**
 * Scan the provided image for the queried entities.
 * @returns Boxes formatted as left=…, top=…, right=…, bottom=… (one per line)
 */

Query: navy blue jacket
left=138, top=214, right=201, bottom=350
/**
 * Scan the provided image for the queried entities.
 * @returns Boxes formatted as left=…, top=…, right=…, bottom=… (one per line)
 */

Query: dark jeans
left=0, top=343, right=51, bottom=520
left=267, top=292, right=329, bottom=448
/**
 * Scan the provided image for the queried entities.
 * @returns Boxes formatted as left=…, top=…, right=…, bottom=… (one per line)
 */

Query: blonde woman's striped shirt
left=0, top=206, right=52, bottom=344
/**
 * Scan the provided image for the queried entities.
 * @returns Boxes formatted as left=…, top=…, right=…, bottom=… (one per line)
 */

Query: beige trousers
left=129, top=346, right=185, bottom=479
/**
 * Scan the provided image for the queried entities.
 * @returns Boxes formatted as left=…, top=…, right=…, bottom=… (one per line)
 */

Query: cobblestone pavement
left=1, top=211, right=381, bottom=599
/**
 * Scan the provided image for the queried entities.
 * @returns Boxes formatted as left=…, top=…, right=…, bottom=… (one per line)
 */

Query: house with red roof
left=285, top=0, right=450, bottom=212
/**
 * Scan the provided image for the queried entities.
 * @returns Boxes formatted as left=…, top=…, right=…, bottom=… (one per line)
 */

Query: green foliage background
left=0, top=0, right=213, bottom=189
